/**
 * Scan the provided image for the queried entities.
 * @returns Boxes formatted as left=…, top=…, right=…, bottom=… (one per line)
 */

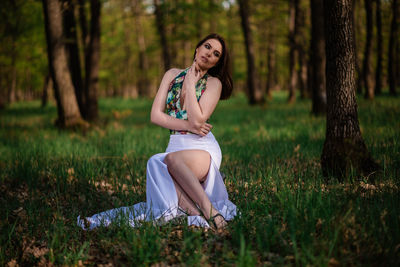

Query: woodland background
left=1, top=0, right=400, bottom=266
left=1, top=0, right=399, bottom=108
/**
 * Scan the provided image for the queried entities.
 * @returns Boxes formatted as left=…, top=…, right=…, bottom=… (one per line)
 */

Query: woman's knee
left=163, top=152, right=178, bottom=169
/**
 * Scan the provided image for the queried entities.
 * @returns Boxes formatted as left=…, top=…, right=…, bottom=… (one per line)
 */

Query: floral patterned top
left=166, top=67, right=208, bottom=134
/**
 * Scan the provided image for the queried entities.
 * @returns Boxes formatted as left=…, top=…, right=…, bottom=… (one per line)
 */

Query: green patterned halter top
left=166, top=67, right=209, bottom=134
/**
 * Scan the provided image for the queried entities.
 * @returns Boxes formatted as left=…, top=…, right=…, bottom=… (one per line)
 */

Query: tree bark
left=374, top=0, right=383, bottom=95
left=154, top=0, right=171, bottom=72
left=388, top=0, right=398, bottom=96
left=41, top=74, right=52, bottom=107
left=288, top=0, right=299, bottom=103
left=353, top=0, right=363, bottom=94
left=78, top=0, right=89, bottom=51
left=83, top=0, right=100, bottom=121
left=362, top=0, right=374, bottom=99
left=296, top=0, right=308, bottom=99
left=310, top=0, right=326, bottom=115
left=42, top=0, right=85, bottom=128
left=238, top=0, right=264, bottom=104
left=133, top=0, right=150, bottom=97
left=266, top=31, right=277, bottom=100
left=63, top=0, right=85, bottom=113
left=321, top=0, right=380, bottom=180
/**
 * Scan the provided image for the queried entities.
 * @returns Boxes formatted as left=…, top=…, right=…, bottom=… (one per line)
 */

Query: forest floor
left=1, top=91, right=399, bottom=266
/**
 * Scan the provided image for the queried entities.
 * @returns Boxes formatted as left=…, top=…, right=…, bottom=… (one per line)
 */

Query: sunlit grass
left=0, top=91, right=399, bottom=266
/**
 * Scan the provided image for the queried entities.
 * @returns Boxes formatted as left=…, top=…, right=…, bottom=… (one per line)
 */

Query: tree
left=353, top=0, right=364, bottom=94
left=132, top=0, right=150, bottom=97
left=362, top=0, right=374, bottom=99
left=388, top=0, right=398, bottom=96
left=83, top=0, right=101, bottom=121
left=288, top=0, right=299, bottom=103
left=154, top=0, right=171, bottom=72
left=63, top=0, right=85, bottom=113
left=310, top=0, right=326, bottom=115
left=374, top=0, right=383, bottom=95
left=296, top=0, right=309, bottom=99
left=321, top=0, right=380, bottom=179
left=42, top=0, right=85, bottom=128
left=238, top=0, right=264, bottom=104
left=266, top=30, right=277, bottom=99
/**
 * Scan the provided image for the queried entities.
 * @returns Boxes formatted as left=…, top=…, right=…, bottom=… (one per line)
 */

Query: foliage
left=1, top=0, right=397, bottom=102
left=1, top=91, right=399, bottom=265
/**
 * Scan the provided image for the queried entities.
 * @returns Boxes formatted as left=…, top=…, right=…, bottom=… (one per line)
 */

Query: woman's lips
left=201, top=56, right=208, bottom=63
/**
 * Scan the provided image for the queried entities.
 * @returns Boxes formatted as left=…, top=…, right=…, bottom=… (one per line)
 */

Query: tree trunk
left=64, top=0, right=85, bottom=113
left=83, top=0, right=100, bottom=121
left=208, top=0, right=216, bottom=33
left=388, top=0, right=398, bottom=96
left=42, top=0, right=85, bottom=128
left=288, top=0, right=298, bottom=103
left=154, top=0, right=171, bottom=72
left=321, top=0, right=380, bottom=180
left=374, top=0, right=383, bottom=95
left=362, top=0, right=374, bottom=99
left=78, top=0, right=89, bottom=50
left=310, top=0, right=326, bottom=115
left=238, top=0, right=264, bottom=104
left=41, top=74, right=52, bottom=107
left=353, top=0, right=363, bottom=94
left=133, top=0, right=150, bottom=97
left=296, top=0, right=308, bottom=99
left=266, top=31, right=276, bottom=100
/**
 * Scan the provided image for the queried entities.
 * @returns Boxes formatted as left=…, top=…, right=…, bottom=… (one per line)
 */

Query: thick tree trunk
left=310, top=0, right=326, bottom=115
left=288, top=0, right=299, bottom=103
left=362, top=0, right=374, bottom=99
left=238, top=0, right=264, bottom=104
left=64, top=0, right=85, bottom=113
left=321, top=0, right=380, bottom=180
left=374, top=0, right=383, bottom=95
left=42, top=0, right=85, bottom=128
left=388, top=0, right=398, bottom=96
left=154, top=0, right=171, bottom=72
left=84, top=0, right=100, bottom=121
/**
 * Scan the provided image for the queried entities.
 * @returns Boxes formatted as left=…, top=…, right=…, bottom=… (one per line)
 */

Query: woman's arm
left=183, top=64, right=222, bottom=130
left=150, top=69, right=213, bottom=136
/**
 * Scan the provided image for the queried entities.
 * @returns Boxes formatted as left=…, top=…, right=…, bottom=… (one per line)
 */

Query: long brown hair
left=194, top=33, right=233, bottom=100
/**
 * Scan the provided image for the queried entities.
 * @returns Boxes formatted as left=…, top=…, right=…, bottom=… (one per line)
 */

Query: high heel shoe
left=208, top=213, right=227, bottom=230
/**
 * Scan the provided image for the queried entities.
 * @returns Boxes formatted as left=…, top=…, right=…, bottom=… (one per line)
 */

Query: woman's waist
left=167, top=132, right=218, bottom=149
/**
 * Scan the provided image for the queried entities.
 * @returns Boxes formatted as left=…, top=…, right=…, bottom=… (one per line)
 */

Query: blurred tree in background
left=0, top=0, right=399, bottom=110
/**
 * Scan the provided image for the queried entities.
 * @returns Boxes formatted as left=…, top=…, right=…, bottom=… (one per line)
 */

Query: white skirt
left=77, top=132, right=237, bottom=230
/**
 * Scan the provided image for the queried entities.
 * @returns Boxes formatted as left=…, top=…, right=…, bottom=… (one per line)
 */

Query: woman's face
left=195, top=38, right=223, bottom=70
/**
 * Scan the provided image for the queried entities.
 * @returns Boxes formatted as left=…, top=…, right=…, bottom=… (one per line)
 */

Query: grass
left=0, top=91, right=399, bottom=266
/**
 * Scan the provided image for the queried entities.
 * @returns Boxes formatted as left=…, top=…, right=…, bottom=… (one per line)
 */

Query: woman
left=77, top=33, right=236, bottom=230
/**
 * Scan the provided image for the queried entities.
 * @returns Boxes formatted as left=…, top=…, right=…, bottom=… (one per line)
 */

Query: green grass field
left=1, top=91, right=399, bottom=266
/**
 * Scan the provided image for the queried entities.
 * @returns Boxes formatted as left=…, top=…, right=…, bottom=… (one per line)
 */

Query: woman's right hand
left=189, top=121, right=213, bottom=136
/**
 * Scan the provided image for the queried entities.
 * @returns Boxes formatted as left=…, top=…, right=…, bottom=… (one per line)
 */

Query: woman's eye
left=214, top=52, right=220, bottom=57
left=205, top=44, right=210, bottom=49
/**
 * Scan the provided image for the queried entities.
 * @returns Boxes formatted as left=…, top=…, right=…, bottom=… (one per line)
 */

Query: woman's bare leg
left=172, top=178, right=200, bottom=216
left=164, top=150, right=227, bottom=228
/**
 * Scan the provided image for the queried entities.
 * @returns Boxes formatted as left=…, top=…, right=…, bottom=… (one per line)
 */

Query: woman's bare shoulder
left=206, top=76, right=222, bottom=88
left=164, top=68, right=183, bottom=78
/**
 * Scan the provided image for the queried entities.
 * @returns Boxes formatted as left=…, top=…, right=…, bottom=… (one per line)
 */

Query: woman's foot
left=209, top=213, right=227, bottom=230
